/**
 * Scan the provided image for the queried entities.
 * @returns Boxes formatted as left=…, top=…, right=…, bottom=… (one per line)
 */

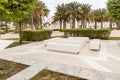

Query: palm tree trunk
left=40, top=16, right=42, bottom=29
left=116, top=22, right=119, bottom=29
left=85, top=21, right=87, bottom=28
left=34, top=23, right=38, bottom=30
left=19, top=22, right=22, bottom=44
left=60, top=20, right=62, bottom=30
left=118, top=23, right=120, bottom=29
left=63, top=20, right=66, bottom=29
left=31, top=13, right=34, bottom=29
left=22, top=23, right=24, bottom=29
left=79, top=21, right=82, bottom=29
left=101, top=21, right=103, bottom=29
left=70, top=20, right=72, bottom=28
left=5, top=21, right=8, bottom=33
left=109, top=21, right=112, bottom=29
left=72, top=18, right=75, bottom=29
left=81, top=20, right=83, bottom=29
left=81, top=20, right=86, bottom=29
left=95, top=20, right=97, bottom=29
left=83, top=20, right=86, bottom=28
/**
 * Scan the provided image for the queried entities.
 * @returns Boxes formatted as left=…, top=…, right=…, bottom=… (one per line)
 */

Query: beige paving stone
left=110, top=30, right=120, bottom=37
left=100, top=72, right=120, bottom=80
left=78, top=68, right=100, bottom=80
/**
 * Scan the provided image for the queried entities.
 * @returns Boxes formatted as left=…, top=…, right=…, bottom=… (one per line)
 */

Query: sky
left=41, top=0, right=107, bottom=17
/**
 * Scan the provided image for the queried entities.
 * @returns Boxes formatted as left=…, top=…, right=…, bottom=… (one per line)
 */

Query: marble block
left=46, top=42, right=81, bottom=54
left=90, top=39, right=100, bottom=51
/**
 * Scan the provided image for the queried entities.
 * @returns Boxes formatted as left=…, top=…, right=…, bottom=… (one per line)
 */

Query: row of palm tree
left=0, top=1, right=119, bottom=31
left=31, top=0, right=50, bottom=29
left=53, top=1, right=117, bottom=29
left=91, top=8, right=107, bottom=29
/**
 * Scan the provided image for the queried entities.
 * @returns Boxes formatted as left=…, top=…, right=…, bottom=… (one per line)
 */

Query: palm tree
left=91, top=8, right=108, bottom=29
left=91, top=9, right=103, bottom=29
left=53, top=4, right=68, bottom=29
left=53, top=14, right=63, bottom=30
left=98, top=8, right=107, bottom=28
left=80, top=4, right=91, bottom=29
left=108, top=15, right=114, bottom=29
left=32, top=0, right=50, bottom=29
left=67, top=2, right=81, bottom=28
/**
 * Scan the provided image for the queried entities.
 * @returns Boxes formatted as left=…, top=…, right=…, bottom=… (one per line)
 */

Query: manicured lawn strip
left=7, top=41, right=30, bottom=48
left=0, top=59, right=28, bottom=80
left=3, top=38, right=20, bottom=40
left=30, top=69, right=87, bottom=80
left=108, top=37, right=120, bottom=40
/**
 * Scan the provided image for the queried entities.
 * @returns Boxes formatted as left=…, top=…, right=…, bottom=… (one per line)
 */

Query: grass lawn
left=0, top=59, right=28, bottom=80
left=108, top=37, right=120, bottom=40
left=2, top=38, right=31, bottom=48
left=30, top=69, right=87, bottom=80
left=7, top=41, right=30, bottom=48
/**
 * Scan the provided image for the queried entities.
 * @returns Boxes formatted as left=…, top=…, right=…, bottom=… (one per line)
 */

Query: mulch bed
left=0, top=59, right=28, bottom=80
left=30, top=69, right=87, bottom=80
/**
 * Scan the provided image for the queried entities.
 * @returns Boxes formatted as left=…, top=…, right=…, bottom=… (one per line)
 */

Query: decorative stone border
left=7, top=64, right=44, bottom=80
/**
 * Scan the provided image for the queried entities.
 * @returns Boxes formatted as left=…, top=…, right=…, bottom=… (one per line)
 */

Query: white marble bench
left=55, top=38, right=86, bottom=44
left=46, top=42, right=81, bottom=54
left=44, top=38, right=62, bottom=46
left=68, top=37, right=89, bottom=43
left=44, top=38, right=62, bottom=43
left=90, top=39, right=100, bottom=51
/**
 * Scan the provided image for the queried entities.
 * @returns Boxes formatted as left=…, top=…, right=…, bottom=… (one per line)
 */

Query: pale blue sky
left=41, top=0, right=107, bottom=17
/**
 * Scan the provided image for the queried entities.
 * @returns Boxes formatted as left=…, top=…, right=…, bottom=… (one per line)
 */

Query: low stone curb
left=7, top=64, right=44, bottom=80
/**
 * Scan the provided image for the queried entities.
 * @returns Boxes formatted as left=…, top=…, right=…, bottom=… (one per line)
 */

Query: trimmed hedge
left=22, top=30, right=52, bottom=41
left=9, top=30, right=15, bottom=32
left=0, top=30, right=6, bottom=34
left=60, top=29, right=111, bottom=39
left=53, top=29, right=60, bottom=31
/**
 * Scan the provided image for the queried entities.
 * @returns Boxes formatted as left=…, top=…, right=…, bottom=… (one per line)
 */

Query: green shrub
left=0, top=30, right=6, bottom=34
left=8, top=30, right=15, bottom=32
left=53, top=29, right=60, bottom=31
left=60, top=29, right=111, bottom=39
left=22, top=30, right=52, bottom=41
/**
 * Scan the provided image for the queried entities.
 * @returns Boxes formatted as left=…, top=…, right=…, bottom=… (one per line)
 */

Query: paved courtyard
left=0, top=39, right=120, bottom=80
left=110, top=30, right=120, bottom=37
left=0, top=40, right=14, bottom=52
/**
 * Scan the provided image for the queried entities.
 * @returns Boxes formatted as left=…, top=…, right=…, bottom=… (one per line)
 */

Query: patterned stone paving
left=0, top=39, right=120, bottom=80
